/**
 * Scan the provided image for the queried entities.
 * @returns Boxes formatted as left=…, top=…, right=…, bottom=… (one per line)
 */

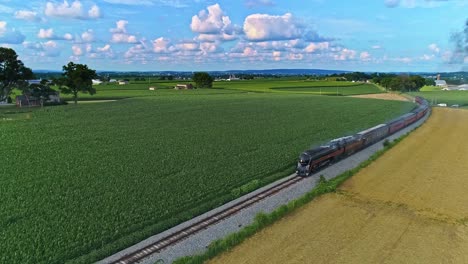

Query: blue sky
left=0, top=0, right=466, bottom=72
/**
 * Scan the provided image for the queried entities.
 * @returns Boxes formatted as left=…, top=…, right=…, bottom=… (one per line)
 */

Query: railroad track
left=110, top=176, right=304, bottom=264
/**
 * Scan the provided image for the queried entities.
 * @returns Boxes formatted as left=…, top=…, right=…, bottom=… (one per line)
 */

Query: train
left=296, top=96, right=429, bottom=176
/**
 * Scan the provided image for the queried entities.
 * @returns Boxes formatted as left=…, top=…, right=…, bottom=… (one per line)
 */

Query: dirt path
left=351, top=93, right=410, bottom=101
left=210, top=108, right=468, bottom=264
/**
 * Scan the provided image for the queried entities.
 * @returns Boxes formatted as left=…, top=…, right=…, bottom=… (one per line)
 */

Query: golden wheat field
left=211, top=108, right=468, bottom=264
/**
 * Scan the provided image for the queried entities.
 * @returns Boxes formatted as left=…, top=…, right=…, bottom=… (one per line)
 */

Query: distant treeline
left=323, top=72, right=430, bottom=92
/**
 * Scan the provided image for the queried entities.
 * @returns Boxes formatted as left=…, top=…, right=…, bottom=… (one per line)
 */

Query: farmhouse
left=435, top=80, right=448, bottom=88
left=174, top=83, right=194, bottom=90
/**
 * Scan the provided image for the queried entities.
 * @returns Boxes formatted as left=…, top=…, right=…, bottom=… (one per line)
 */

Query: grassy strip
left=173, top=120, right=427, bottom=264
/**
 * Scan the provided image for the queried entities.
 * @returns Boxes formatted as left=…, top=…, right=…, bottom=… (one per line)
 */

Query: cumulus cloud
left=24, top=40, right=61, bottom=57
left=334, top=48, right=357, bottom=60
left=45, top=1, right=101, bottom=19
left=152, top=37, right=171, bottom=53
left=0, top=21, right=25, bottom=44
left=14, top=10, right=42, bottom=22
left=304, top=42, right=329, bottom=53
left=37, top=28, right=74, bottom=41
left=38, top=28, right=54, bottom=39
left=243, top=13, right=304, bottom=41
left=64, top=33, right=73, bottom=40
left=81, top=29, right=94, bottom=42
left=72, top=45, right=83, bottom=56
left=191, top=4, right=240, bottom=41
left=428, top=43, right=440, bottom=53
left=110, top=20, right=138, bottom=43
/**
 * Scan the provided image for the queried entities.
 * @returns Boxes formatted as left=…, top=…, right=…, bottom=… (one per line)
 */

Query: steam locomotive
left=296, top=96, right=429, bottom=176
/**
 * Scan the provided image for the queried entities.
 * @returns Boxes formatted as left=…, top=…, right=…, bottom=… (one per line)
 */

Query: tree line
left=328, top=72, right=433, bottom=92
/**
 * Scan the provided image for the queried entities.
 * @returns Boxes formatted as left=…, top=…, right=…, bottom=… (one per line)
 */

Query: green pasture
left=419, top=85, right=441, bottom=92
left=271, top=83, right=380, bottom=95
left=213, top=79, right=381, bottom=94
left=409, top=90, right=468, bottom=107
left=0, top=93, right=414, bottom=263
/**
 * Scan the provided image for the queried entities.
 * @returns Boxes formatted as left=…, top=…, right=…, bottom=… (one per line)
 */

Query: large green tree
left=57, top=62, right=97, bottom=104
left=0, top=47, right=34, bottom=102
left=193, top=72, right=214, bottom=88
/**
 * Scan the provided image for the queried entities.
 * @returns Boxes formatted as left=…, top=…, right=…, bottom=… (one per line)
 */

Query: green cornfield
left=0, top=92, right=414, bottom=263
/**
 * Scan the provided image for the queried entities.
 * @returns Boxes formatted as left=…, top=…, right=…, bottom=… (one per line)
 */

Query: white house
left=92, top=79, right=103, bottom=85
left=27, top=79, right=42, bottom=85
left=435, top=80, right=447, bottom=88
left=118, top=80, right=129, bottom=85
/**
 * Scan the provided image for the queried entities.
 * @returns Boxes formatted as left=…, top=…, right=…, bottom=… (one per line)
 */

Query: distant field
left=419, top=85, right=441, bottom=92
left=0, top=93, right=414, bottom=264
left=409, top=90, right=468, bottom=107
left=272, top=84, right=381, bottom=95
left=214, top=79, right=381, bottom=94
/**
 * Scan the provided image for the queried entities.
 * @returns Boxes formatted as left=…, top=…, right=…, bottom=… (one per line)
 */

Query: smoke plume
left=450, top=19, right=468, bottom=70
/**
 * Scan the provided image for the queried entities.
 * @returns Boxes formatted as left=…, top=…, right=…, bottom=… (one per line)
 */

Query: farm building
left=435, top=80, right=448, bottom=88
left=16, top=95, right=41, bottom=107
left=15, top=91, right=61, bottom=108
left=27, top=79, right=42, bottom=85
left=92, top=79, right=103, bottom=85
left=118, top=80, right=129, bottom=85
left=174, top=84, right=194, bottom=90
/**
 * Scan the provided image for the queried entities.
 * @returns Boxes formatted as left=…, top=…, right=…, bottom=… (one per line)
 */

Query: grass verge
left=172, top=115, right=429, bottom=264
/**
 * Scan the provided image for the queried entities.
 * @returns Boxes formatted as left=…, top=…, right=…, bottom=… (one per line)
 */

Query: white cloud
left=304, top=42, right=329, bottom=53
left=38, top=28, right=54, bottom=39
left=334, top=48, right=357, bottom=60
left=14, top=10, right=42, bottom=22
left=97, top=44, right=111, bottom=52
left=88, top=5, right=100, bottom=19
left=428, top=43, right=440, bottom=53
left=72, top=45, right=83, bottom=56
left=288, top=53, right=303, bottom=61
left=45, top=1, right=101, bottom=19
left=272, top=51, right=281, bottom=61
left=152, top=37, right=171, bottom=53
left=81, top=29, right=94, bottom=42
left=191, top=4, right=239, bottom=42
left=0, top=21, right=25, bottom=44
left=24, top=40, right=61, bottom=57
left=420, top=54, right=435, bottom=60
left=110, top=20, right=138, bottom=43
left=372, top=45, right=382, bottom=49
left=243, top=13, right=304, bottom=41
left=63, top=33, right=73, bottom=40
left=360, top=51, right=371, bottom=61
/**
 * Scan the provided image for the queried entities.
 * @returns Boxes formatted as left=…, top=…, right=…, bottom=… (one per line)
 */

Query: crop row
left=0, top=93, right=414, bottom=263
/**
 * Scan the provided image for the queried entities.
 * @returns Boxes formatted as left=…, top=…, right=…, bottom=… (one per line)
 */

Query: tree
left=57, top=62, right=97, bottom=104
left=193, top=72, right=214, bottom=88
left=0, top=47, right=34, bottom=102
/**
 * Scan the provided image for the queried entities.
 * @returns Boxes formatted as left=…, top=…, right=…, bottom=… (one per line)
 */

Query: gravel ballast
left=98, top=110, right=430, bottom=264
